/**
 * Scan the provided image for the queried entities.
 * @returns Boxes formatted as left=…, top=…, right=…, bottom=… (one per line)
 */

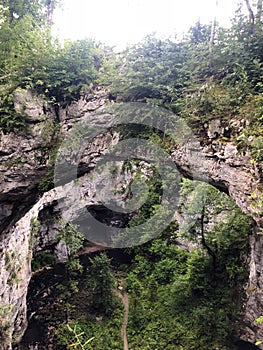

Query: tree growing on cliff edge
left=178, top=180, right=251, bottom=281
left=179, top=180, right=230, bottom=269
left=0, top=0, right=57, bottom=70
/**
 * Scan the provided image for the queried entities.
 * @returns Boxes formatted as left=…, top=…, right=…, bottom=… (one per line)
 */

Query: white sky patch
left=53, top=0, right=239, bottom=48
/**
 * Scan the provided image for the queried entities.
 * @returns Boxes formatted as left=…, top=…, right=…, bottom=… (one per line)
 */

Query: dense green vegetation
left=1, top=0, right=263, bottom=159
left=31, top=251, right=56, bottom=271
left=0, top=0, right=103, bottom=132
left=1, top=0, right=261, bottom=349
left=51, top=182, right=251, bottom=350
left=55, top=252, right=122, bottom=350
left=99, top=2, right=263, bottom=162
left=124, top=182, right=251, bottom=350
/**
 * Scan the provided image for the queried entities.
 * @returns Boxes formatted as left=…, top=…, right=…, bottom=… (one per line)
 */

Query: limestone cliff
left=0, top=88, right=262, bottom=348
left=170, top=118, right=263, bottom=344
left=0, top=87, right=116, bottom=349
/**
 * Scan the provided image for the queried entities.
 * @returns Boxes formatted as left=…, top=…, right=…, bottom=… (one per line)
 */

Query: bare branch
left=209, top=0, right=219, bottom=53
left=245, top=0, right=255, bottom=33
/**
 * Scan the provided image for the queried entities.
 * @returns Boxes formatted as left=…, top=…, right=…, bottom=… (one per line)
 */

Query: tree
left=245, top=0, right=255, bottom=32
left=28, top=39, right=101, bottom=105
left=88, top=253, right=116, bottom=315
left=244, top=0, right=263, bottom=32
left=179, top=180, right=238, bottom=271
left=0, top=0, right=58, bottom=26
left=57, top=220, right=85, bottom=259
left=101, top=35, right=191, bottom=111
left=0, top=0, right=62, bottom=85
left=209, top=0, right=219, bottom=52
left=44, top=0, right=57, bottom=27
left=256, top=0, right=263, bottom=21
left=56, top=220, right=85, bottom=321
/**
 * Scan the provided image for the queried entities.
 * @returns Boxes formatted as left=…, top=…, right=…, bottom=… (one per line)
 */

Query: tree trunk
left=200, top=205, right=217, bottom=273
left=8, top=3, right=14, bottom=24
left=46, top=0, right=54, bottom=27
left=245, top=0, right=255, bottom=33
left=209, top=0, right=219, bottom=53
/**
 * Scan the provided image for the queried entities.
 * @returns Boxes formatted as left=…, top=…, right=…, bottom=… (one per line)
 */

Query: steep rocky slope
left=0, top=88, right=262, bottom=348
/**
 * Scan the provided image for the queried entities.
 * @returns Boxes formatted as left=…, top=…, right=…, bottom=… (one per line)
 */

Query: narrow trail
left=79, top=244, right=108, bottom=255
left=115, top=289, right=129, bottom=350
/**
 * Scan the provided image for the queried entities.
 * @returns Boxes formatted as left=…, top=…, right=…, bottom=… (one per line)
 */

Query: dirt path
left=115, top=289, right=129, bottom=350
left=79, top=244, right=108, bottom=255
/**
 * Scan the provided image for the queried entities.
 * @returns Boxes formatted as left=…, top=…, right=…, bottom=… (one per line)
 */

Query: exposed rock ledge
left=0, top=88, right=262, bottom=348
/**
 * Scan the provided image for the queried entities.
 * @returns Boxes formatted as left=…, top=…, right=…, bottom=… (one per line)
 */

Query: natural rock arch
left=0, top=91, right=262, bottom=348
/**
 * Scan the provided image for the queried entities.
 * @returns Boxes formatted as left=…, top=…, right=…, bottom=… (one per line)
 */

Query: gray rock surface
left=0, top=89, right=262, bottom=348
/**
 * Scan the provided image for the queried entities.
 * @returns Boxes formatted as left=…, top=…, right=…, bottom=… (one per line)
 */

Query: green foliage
left=0, top=0, right=103, bottom=135
left=56, top=308, right=123, bottom=350
left=234, top=93, right=263, bottom=161
left=101, top=34, right=191, bottom=111
left=256, top=315, right=263, bottom=325
left=0, top=2, right=50, bottom=132
left=248, top=187, right=263, bottom=217
left=179, top=180, right=251, bottom=283
left=127, top=168, right=162, bottom=224
left=0, top=303, right=13, bottom=340
left=123, top=182, right=251, bottom=350
left=56, top=220, right=85, bottom=320
left=56, top=220, right=85, bottom=258
left=116, top=160, right=181, bottom=247
left=53, top=181, right=250, bottom=350
left=0, top=1, right=55, bottom=84
left=29, top=216, right=40, bottom=251
left=31, top=251, right=56, bottom=271
left=101, top=12, right=263, bottom=164
left=0, top=89, right=28, bottom=133
left=0, top=3, right=261, bottom=348
left=22, top=39, right=102, bottom=105
left=62, top=324, right=94, bottom=350
left=38, top=140, right=60, bottom=193
left=56, top=220, right=84, bottom=283
left=181, top=84, right=243, bottom=122
left=30, top=216, right=40, bottom=236
left=4, top=250, right=22, bottom=285
left=87, top=253, right=116, bottom=315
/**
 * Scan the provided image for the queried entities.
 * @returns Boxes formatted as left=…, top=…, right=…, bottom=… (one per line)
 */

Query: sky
left=53, top=0, right=240, bottom=49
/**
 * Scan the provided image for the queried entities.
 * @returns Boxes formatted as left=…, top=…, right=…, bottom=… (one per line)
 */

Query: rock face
left=0, top=171, right=135, bottom=349
left=0, top=87, right=115, bottom=349
left=0, top=90, right=57, bottom=233
left=0, top=89, right=262, bottom=348
left=0, top=189, right=60, bottom=348
left=171, top=118, right=261, bottom=225
left=170, top=119, right=263, bottom=344
left=0, top=88, right=138, bottom=349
